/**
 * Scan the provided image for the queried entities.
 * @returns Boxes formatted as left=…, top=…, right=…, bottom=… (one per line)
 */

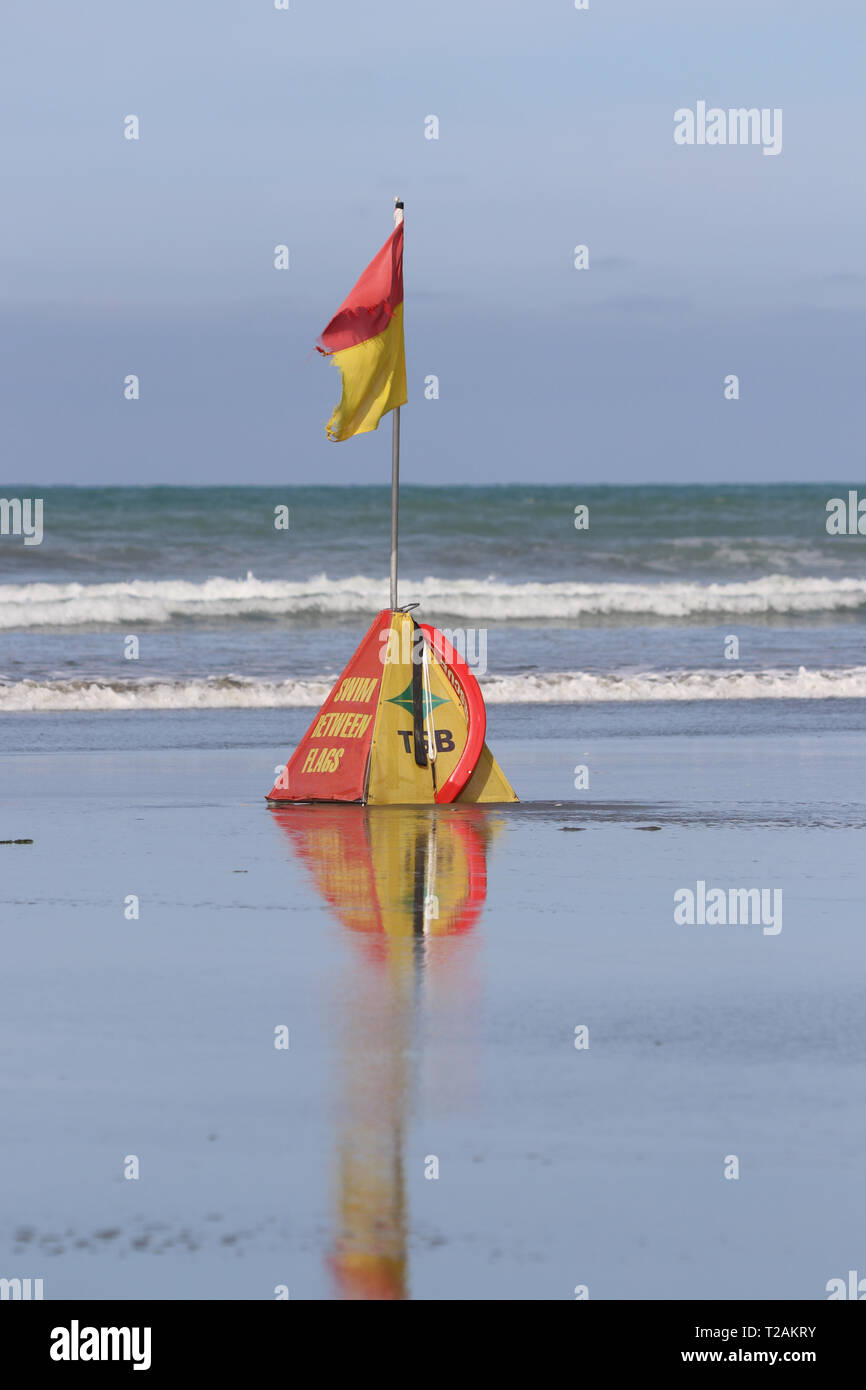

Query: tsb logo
left=397, top=729, right=454, bottom=754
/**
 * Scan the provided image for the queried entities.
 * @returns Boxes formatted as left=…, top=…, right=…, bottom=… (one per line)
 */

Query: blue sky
left=2, top=0, right=864, bottom=484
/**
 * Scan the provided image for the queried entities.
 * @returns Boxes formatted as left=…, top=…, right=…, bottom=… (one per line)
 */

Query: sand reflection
left=269, top=804, right=501, bottom=1299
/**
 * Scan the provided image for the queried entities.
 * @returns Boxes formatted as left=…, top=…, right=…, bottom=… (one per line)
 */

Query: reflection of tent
left=266, top=610, right=517, bottom=806
left=270, top=804, right=500, bottom=1298
left=271, top=802, right=497, bottom=941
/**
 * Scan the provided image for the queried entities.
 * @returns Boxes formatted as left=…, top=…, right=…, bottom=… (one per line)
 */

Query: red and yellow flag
left=317, top=219, right=407, bottom=441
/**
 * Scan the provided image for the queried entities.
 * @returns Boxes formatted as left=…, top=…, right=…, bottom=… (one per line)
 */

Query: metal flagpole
left=390, top=405, right=400, bottom=610
left=390, top=198, right=404, bottom=611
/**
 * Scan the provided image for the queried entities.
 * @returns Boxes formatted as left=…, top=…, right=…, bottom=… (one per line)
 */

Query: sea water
left=1, top=483, right=865, bottom=725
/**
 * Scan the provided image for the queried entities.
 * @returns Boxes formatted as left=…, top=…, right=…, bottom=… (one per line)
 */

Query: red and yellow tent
left=266, top=610, right=516, bottom=805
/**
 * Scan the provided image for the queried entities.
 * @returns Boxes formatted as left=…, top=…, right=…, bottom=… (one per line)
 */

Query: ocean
left=2, top=483, right=865, bottom=726
left=1, top=484, right=864, bottom=1300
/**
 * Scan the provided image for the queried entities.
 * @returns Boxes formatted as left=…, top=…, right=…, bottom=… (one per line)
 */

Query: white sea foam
left=0, top=675, right=335, bottom=713
left=2, top=572, right=866, bottom=628
left=2, top=667, right=865, bottom=712
left=480, top=667, right=866, bottom=703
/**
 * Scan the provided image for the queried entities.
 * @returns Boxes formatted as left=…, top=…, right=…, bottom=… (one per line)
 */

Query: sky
left=2, top=0, right=864, bottom=486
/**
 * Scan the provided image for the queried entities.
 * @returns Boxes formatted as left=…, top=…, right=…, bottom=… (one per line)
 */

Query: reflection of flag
left=317, top=221, right=407, bottom=441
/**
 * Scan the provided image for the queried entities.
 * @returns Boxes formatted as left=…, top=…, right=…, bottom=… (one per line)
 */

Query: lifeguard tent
left=266, top=610, right=516, bottom=806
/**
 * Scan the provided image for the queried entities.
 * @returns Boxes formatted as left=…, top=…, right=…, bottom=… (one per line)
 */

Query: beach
left=2, top=484, right=865, bottom=1299
left=3, top=0, right=864, bottom=1332
left=2, top=699, right=864, bottom=1299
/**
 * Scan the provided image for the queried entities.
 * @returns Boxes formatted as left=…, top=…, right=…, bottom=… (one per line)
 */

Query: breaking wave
left=2, top=667, right=865, bottom=712
left=2, top=572, right=866, bottom=629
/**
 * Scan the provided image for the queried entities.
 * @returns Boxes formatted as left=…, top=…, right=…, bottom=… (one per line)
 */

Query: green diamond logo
left=387, top=681, right=448, bottom=719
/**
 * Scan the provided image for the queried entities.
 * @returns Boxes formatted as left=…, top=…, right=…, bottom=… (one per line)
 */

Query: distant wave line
left=2, top=666, right=866, bottom=711
left=2, top=572, right=866, bottom=628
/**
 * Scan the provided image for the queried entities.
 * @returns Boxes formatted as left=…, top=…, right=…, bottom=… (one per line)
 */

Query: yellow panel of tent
left=365, top=611, right=517, bottom=805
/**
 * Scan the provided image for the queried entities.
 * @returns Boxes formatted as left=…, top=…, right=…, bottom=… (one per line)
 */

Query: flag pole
left=390, top=405, right=400, bottom=610
left=390, top=198, right=404, bottom=611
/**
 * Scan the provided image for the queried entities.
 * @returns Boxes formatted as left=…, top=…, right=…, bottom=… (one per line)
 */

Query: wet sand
left=1, top=729, right=864, bottom=1299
